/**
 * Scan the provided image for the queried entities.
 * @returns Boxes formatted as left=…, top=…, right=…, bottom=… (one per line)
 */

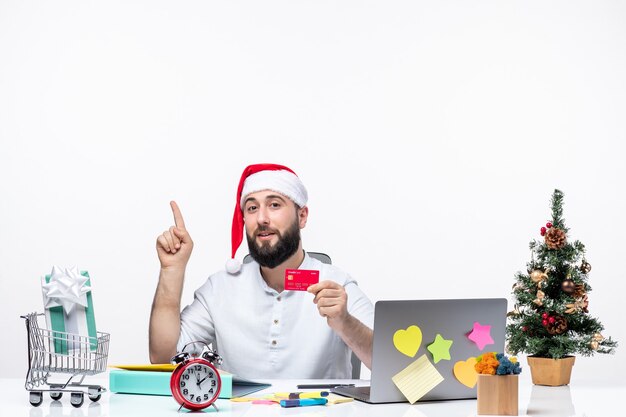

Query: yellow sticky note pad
left=326, top=394, right=354, bottom=404
left=392, top=354, right=444, bottom=404
left=109, top=364, right=177, bottom=372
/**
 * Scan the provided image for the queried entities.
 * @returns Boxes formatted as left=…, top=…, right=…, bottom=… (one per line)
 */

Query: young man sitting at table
left=149, top=163, right=374, bottom=379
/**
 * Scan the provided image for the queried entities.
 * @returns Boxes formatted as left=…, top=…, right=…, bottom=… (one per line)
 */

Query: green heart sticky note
left=393, top=325, right=423, bottom=357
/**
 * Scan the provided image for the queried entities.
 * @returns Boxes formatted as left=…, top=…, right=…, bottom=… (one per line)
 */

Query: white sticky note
left=392, top=354, right=444, bottom=404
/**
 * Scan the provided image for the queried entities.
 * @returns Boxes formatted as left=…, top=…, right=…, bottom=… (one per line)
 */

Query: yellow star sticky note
left=426, top=334, right=453, bottom=364
left=391, top=354, right=444, bottom=404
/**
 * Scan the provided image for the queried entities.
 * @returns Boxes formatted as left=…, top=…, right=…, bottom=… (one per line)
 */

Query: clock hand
left=198, top=376, right=208, bottom=386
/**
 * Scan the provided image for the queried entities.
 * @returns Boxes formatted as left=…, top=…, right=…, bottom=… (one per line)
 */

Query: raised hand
left=156, top=201, right=194, bottom=270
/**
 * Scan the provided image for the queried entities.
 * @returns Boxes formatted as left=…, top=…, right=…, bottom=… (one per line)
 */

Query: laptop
left=333, top=298, right=507, bottom=403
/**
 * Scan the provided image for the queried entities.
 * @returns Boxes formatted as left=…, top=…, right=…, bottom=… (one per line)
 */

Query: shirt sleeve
left=344, top=275, right=374, bottom=329
left=177, top=277, right=217, bottom=354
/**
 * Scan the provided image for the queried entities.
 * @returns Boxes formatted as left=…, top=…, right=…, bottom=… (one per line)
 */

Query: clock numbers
left=178, top=364, right=219, bottom=405
left=172, top=358, right=220, bottom=410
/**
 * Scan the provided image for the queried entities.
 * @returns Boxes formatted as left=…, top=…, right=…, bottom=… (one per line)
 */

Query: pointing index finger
left=170, top=200, right=186, bottom=229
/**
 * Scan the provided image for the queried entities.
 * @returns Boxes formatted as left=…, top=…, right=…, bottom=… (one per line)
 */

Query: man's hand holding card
left=308, top=281, right=349, bottom=331
left=284, top=269, right=350, bottom=331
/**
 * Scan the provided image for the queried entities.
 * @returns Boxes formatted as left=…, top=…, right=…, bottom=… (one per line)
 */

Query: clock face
left=176, top=362, right=220, bottom=407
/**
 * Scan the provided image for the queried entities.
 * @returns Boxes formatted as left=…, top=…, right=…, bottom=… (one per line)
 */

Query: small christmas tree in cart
left=506, top=189, right=617, bottom=386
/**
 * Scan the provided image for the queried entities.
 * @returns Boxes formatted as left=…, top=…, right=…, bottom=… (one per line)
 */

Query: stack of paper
left=109, top=364, right=270, bottom=398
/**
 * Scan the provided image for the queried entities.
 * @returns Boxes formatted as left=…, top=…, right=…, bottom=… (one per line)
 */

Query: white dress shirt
left=177, top=252, right=374, bottom=379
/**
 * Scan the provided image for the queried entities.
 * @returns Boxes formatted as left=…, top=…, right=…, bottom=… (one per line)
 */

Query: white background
left=1, top=0, right=624, bottom=383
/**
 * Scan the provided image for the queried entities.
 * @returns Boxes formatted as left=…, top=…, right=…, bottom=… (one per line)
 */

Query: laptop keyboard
left=333, top=385, right=371, bottom=399
left=353, top=386, right=371, bottom=395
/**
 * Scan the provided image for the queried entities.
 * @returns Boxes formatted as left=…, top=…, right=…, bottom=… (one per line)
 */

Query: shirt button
left=273, top=319, right=279, bottom=325
left=276, top=296, right=281, bottom=301
left=271, top=340, right=277, bottom=346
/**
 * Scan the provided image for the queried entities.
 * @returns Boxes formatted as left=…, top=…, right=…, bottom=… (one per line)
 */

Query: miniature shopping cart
left=21, top=312, right=110, bottom=407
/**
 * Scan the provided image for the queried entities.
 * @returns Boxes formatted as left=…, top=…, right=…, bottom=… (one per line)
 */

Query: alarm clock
left=170, top=342, right=223, bottom=411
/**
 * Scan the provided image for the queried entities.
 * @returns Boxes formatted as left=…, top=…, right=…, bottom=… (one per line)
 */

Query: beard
left=246, top=218, right=301, bottom=269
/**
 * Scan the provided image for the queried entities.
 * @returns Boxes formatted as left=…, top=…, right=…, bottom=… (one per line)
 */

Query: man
left=149, top=163, right=373, bottom=379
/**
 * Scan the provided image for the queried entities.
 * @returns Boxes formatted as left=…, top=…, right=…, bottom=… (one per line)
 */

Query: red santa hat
left=226, top=163, right=308, bottom=274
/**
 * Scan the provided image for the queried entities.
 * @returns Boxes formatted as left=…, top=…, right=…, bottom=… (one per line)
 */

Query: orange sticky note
left=453, top=357, right=478, bottom=388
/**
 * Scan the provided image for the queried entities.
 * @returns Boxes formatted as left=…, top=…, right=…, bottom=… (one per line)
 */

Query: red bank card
left=285, top=269, right=319, bottom=291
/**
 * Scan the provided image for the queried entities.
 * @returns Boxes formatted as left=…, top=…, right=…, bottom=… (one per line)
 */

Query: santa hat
left=226, top=163, right=308, bottom=274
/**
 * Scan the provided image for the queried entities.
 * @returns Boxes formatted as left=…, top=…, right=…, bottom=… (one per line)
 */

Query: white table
left=0, top=371, right=623, bottom=416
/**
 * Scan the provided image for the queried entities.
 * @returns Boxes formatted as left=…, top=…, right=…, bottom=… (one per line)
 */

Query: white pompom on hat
left=226, top=163, right=308, bottom=274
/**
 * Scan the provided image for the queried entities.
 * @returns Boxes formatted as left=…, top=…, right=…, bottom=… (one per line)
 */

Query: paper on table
left=326, top=393, right=354, bottom=404
left=232, top=393, right=351, bottom=405
left=109, top=367, right=269, bottom=398
left=392, top=354, right=444, bottom=404
left=110, top=364, right=177, bottom=372
left=110, top=364, right=238, bottom=377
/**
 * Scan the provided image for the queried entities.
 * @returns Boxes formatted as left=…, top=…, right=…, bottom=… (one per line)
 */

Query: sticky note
left=453, top=357, right=478, bottom=388
left=467, top=322, right=494, bottom=351
left=231, top=396, right=273, bottom=402
left=393, top=325, right=422, bottom=357
left=426, top=334, right=453, bottom=363
left=391, top=354, right=444, bottom=404
left=110, top=364, right=177, bottom=372
left=326, top=394, right=354, bottom=404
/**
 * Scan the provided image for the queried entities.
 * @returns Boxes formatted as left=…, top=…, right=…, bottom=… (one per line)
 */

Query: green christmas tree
left=506, top=189, right=617, bottom=359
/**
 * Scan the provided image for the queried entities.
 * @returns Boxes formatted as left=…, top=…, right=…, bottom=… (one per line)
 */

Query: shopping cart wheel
left=29, top=391, right=43, bottom=407
left=70, top=392, right=84, bottom=408
left=50, top=391, right=63, bottom=401
left=88, top=385, right=102, bottom=402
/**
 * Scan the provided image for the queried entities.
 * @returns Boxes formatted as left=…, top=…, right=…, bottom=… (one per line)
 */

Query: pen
left=275, top=391, right=330, bottom=399
left=296, top=383, right=355, bottom=389
left=280, top=398, right=328, bottom=408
